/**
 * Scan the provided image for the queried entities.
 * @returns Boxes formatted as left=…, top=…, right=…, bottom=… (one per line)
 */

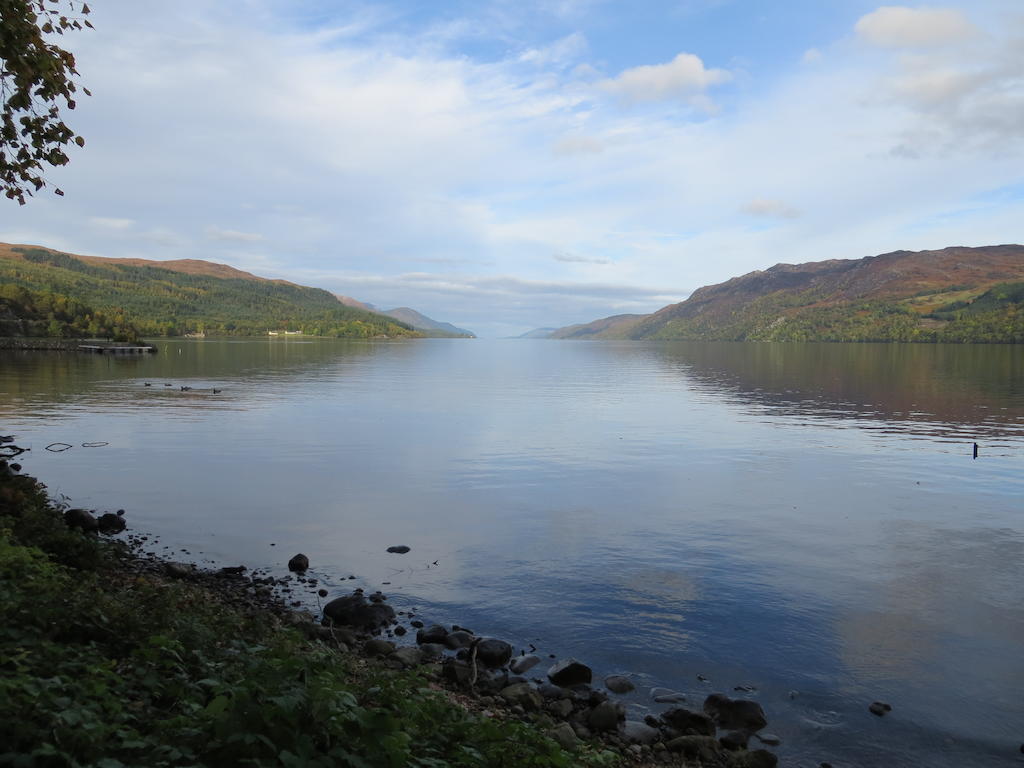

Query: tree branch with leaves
left=0, top=0, right=92, bottom=204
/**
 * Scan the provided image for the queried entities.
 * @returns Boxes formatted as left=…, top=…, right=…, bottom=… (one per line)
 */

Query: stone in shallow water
left=869, top=701, right=892, bottom=717
left=444, top=630, right=475, bottom=649
left=386, top=545, right=411, bottom=554
left=97, top=512, right=126, bottom=534
left=651, top=687, right=686, bottom=703
left=703, top=693, right=768, bottom=732
left=510, top=654, right=541, bottom=674
left=416, top=624, right=448, bottom=644
left=547, top=658, right=592, bottom=687
left=477, top=638, right=513, bottom=667
left=287, top=553, right=309, bottom=572
left=604, top=675, right=635, bottom=694
left=322, top=592, right=396, bottom=630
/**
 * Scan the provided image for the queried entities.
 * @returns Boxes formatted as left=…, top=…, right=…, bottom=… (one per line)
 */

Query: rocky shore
left=4, top=455, right=783, bottom=767
left=114, top=536, right=782, bottom=767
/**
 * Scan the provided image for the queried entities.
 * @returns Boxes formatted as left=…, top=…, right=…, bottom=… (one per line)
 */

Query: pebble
left=869, top=701, right=892, bottom=717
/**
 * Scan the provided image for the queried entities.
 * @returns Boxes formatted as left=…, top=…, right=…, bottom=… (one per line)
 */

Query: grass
left=0, top=456, right=616, bottom=768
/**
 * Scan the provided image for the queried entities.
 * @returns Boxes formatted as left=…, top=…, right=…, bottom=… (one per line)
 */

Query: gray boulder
left=419, top=642, right=447, bottom=661
left=587, top=700, right=621, bottom=732
left=720, top=730, right=749, bottom=750
left=287, top=553, right=309, bottom=572
left=164, top=562, right=194, bottom=579
left=416, top=624, right=449, bottom=645
left=735, top=750, right=779, bottom=768
left=444, top=630, right=474, bottom=649
left=622, top=720, right=660, bottom=744
left=538, top=683, right=569, bottom=700
left=443, top=660, right=474, bottom=686
left=511, top=654, right=542, bottom=675
left=869, top=701, right=892, bottom=717
left=500, top=683, right=543, bottom=711
left=97, top=512, right=126, bottom=534
left=548, top=722, right=578, bottom=751
left=703, top=693, right=768, bottom=732
left=547, top=658, right=592, bottom=687
left=666, top=735, right=722, bottom=762
left=322, top=592, right=396, bottom=631
left=477, top=638, right=513, bottom=667
left=391, top=647, right=423, bottom=668
left=651, top=686, right=686, bottom=703
left=604, top=675, right=635, bottom=694
left=661, top=706, right=715, bottom=736
left=546, top=698, right=574, bottom=719
left=363, top=638, right=395, bottom=657
left=64, top=508, right=98, bottom=533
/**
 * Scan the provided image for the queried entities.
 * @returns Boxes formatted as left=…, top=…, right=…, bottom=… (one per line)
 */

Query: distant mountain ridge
left=550, top=314, right=645, bottom=340
left=512, top=327, right=558, bottom=339
left=379, top=307, right=475, bottom=338
left=552, top=245, right=1024, bottom=343
left=334, top=295, right=474, bottom=337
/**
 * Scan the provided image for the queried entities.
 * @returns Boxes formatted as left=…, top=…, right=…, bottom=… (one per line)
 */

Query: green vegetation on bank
left=0, top=458, right=605, bottom=768
left=0, top=283, right=142, bottom=342
left=0, top=246, right=418, bottom=339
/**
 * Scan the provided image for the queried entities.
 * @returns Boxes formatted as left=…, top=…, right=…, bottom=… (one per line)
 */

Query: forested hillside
left=0, top=244, right=419, bottom=339
left=0, top=283, right=142, bottom=341
left=554, top=245, right=1024, bottom=343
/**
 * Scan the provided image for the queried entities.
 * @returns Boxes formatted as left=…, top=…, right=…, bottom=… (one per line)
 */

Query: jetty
left=78, top=344, right=156, bottom=354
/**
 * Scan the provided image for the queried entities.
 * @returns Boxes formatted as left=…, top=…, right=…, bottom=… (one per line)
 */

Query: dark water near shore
left=2, top=338, right=1023, bottom=767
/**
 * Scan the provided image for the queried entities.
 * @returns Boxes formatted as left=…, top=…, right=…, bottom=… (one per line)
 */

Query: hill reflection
left=639, top=341, right=1024, bottom=443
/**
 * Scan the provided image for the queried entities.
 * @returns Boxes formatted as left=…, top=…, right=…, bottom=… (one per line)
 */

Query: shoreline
left=0, top=453, right=783, bottom=767
left=0, top=336, right=156, bottom=352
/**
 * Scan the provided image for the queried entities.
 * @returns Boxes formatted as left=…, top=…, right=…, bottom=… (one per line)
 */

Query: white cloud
left=206, top=226, right=265, bottom=243
left=802, top=48, right=823, bottom=65
left=552, top=134, right=604, bottom=155
left=553, top=251, right=611, bottom=264
left=600, top=52, right=731, bottom=104
left=856, top=6, right=976, bottom=48
left=741, top=199, right=800, bottom=219
left=89, top=217, right=134, bottom=230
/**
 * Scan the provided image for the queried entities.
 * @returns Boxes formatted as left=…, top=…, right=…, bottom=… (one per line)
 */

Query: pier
left=77, top=344, right=156, bottom=354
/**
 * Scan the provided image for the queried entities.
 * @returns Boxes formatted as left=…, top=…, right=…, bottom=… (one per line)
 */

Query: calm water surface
left=2, top=339, right=1022, bottom=767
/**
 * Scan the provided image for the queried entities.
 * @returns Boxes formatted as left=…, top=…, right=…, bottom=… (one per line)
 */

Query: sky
left=1, top=0, right=1022, bottom=337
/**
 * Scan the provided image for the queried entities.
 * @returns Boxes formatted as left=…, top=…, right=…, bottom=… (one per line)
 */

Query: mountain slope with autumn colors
left=0, top=243, right=418, bottom=339
left=554, top=245, right=1024, bottom=343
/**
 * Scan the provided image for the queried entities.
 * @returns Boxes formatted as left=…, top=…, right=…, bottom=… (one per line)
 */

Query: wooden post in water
left=973, top=442, right=979, bottom=460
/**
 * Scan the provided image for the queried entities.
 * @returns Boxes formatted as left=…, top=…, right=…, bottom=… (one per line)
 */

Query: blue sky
left=1, top=0, right=1022, bottom=336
